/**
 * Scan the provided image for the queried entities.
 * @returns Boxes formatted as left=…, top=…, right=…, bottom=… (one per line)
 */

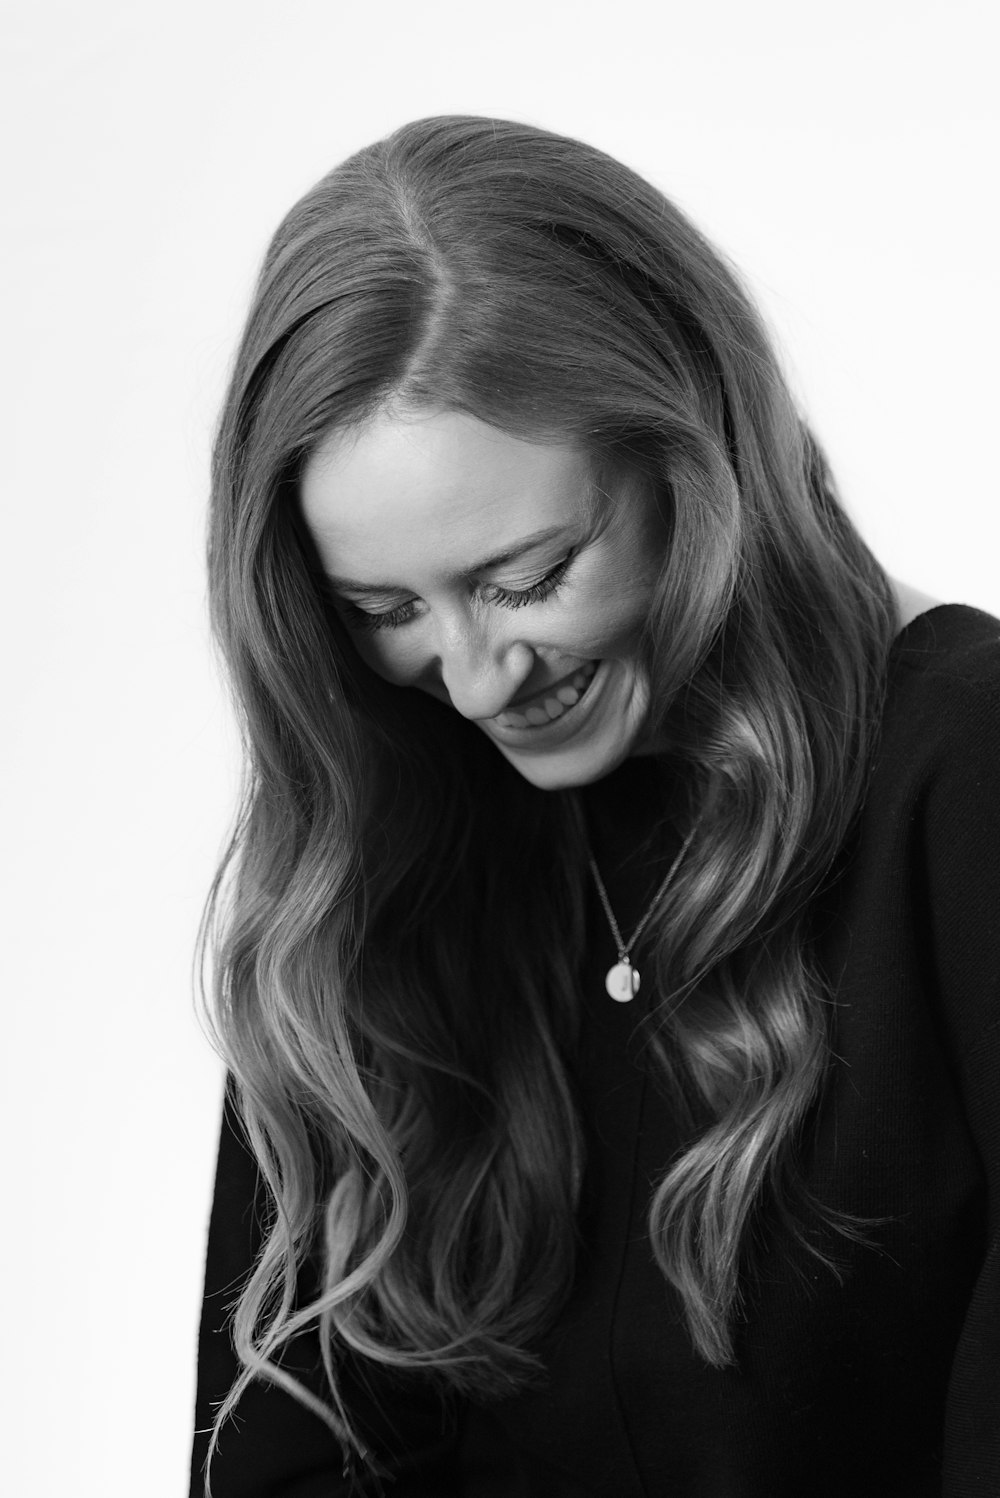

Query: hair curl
left=196, top=114, right=896, bottom=1491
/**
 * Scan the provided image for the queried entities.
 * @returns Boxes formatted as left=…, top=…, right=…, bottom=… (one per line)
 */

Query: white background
left=2, top=1, right=996, bottom=1492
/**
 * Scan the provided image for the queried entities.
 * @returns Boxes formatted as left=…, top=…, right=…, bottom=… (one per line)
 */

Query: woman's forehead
left=299, top=409, right=602, bottom=579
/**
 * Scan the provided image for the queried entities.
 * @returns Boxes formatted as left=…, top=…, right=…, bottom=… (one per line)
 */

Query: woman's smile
left=492, top=659, right=599, bottom=730
left=300, top=407, right=667, bottom=788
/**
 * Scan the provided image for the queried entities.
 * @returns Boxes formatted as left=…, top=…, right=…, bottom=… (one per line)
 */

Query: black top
left=190, top=604, right=1000, bottom=1498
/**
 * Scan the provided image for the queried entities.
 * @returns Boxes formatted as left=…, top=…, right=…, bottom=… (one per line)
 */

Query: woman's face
left=300, top=407, right=667, bottom=790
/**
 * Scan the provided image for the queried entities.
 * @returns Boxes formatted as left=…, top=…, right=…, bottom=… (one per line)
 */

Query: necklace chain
left=587, top=823, right=698, bottom=1001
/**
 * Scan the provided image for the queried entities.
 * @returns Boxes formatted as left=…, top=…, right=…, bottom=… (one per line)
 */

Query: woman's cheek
left=569, top=596, right=649, bottom=658
left=352, top=634, right=419, bottom=685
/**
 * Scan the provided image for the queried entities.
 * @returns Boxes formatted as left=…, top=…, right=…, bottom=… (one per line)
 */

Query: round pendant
left=605, top=961, right=640, bottom=1002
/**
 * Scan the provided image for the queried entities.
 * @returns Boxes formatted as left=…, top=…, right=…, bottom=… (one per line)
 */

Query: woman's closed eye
left=338, top=553, right=575, bottom=633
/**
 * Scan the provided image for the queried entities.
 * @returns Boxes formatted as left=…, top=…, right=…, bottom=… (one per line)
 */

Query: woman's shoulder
left=875, top=602, right=1000, bottom=808
left=873, top=603, right=1000, bottom=1067
left=889, top=601, right=1000, bottom=701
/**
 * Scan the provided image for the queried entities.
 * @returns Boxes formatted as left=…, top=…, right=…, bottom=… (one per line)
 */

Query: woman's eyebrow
left=324, top=522, right=575, bottom=594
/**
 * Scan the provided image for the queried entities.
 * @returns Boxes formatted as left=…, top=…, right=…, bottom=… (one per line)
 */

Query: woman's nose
left=436, top=624, right=535, bottom=721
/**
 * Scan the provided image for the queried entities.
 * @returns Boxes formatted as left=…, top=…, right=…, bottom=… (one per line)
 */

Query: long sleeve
left=917, top=661, right=1000, bottom=1492
left=944, top=1018, right=1000, bottom=1494
left=189, top=1078, right=464, bottom=1498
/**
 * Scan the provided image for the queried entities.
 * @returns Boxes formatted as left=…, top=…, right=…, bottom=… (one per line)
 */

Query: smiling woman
left=189, top=116, right=1000, bottom=1498
left=300, top=409, right=665, bottom=786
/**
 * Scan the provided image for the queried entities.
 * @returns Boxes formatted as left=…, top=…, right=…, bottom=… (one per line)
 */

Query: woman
left=189, top=116, right=999, bottom=1497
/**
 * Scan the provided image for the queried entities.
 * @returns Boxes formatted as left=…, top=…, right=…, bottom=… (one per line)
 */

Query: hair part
left=195, top=114, right=896, bottom=1492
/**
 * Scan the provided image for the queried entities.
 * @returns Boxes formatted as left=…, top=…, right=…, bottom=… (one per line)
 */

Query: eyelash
left=342, top=554, right=575, bottom=633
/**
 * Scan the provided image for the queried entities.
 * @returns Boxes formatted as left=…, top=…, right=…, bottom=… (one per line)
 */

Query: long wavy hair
left=197, top=114, right=896, bottom=1488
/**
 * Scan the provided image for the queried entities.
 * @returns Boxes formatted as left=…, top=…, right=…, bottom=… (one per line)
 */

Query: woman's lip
left=505, top=662, right=595, bottom=712
left=484, top=659, right=607, bottom=745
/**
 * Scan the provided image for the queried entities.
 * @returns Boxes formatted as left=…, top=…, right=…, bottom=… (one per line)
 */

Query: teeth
left=493, top=660, right=599, bottom=731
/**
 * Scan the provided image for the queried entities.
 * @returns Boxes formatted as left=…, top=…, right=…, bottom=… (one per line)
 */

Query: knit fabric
left=190, top=604, right=1000, bottom=1497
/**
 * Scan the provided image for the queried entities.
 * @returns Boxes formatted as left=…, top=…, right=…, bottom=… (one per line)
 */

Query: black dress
left=190, top=605, right=1000, bottom=1497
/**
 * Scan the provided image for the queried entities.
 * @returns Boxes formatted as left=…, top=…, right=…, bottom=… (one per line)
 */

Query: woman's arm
left=918, top=664, right=1000, bottom=1492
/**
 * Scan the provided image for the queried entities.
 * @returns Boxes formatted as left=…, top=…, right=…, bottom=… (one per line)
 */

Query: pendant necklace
left=587, top=823, right=699, bottom=1002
